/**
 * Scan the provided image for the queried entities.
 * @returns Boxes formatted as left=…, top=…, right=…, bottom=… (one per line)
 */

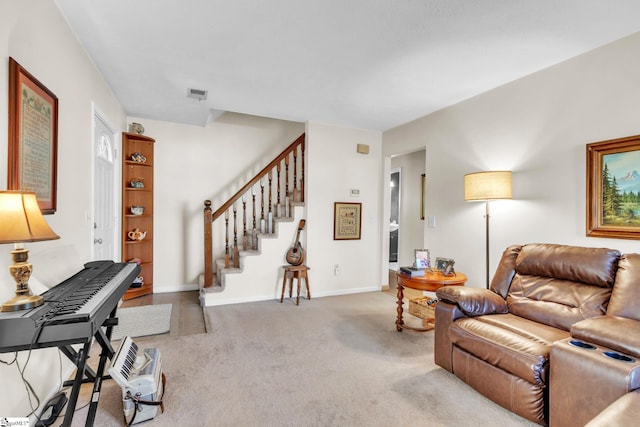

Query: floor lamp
left=464, top=171, right=512, bottom=288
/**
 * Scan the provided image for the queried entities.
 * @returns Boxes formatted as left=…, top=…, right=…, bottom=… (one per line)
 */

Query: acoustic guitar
left=285, top=220, right=306, bottom=266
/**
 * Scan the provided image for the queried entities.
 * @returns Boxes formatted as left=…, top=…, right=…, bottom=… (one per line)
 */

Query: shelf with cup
left=122, top=131, right=155, bottom=300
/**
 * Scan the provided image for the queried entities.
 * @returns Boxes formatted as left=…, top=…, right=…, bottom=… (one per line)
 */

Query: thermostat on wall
left=350, top=189, right=360, bottom=197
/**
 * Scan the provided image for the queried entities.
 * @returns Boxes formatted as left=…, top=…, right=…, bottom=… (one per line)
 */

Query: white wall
left=383, top=31, right=640, bottom=288
left=0, top=0, right=127, bottom=419
left=306, top=122, right=383, bottom=295
left=391, top=150, right=426, bottom=267
left=127, top=114, right=305, bottom=292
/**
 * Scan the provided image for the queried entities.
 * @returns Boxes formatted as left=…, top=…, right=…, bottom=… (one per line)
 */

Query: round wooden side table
left=395, top=270, right=467, bottom=332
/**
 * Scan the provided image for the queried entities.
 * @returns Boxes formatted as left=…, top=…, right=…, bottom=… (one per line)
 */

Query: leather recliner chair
left=434, top=243, right=621, bottom=425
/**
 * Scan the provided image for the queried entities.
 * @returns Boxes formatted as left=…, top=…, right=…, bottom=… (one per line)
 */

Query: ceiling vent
left=187, top=88, right=208, bottom=101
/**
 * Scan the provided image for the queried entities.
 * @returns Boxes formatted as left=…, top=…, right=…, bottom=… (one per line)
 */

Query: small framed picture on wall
left=333, top=202, right=362, bottom=240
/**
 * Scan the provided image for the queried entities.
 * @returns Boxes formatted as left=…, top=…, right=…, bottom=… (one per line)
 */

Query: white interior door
left=93, top=112, right=117, bottom=260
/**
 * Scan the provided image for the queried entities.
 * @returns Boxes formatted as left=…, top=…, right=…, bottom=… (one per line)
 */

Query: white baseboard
left=200, top=286, right=381, bottom=307
left=153, top=284, right=199, bottom=293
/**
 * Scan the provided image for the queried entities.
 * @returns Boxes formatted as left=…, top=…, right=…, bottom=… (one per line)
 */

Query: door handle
left=94, top=238, right=103, bottom=244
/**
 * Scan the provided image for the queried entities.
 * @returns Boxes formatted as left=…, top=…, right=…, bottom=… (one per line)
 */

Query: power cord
left=0, top=350, right=40, bottom=418
left=0, top=322, right=59, bottom=421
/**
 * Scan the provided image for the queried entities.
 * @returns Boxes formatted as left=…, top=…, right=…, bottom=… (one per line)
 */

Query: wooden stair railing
left=203, top=133, right=305, bottom=287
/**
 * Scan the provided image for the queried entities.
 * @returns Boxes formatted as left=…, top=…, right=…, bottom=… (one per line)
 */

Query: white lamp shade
left=464, top=171, right=512, bottom=201
left=0, top=191, right=60, bottom=243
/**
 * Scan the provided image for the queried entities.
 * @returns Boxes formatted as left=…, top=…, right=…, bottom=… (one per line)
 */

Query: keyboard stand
left=0, top=261, right=139, bottom=426
left=60, top=305, right=119, bottom=427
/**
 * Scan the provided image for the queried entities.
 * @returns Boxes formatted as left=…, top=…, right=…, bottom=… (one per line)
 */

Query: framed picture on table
left=414, top=249, right=430, bottom=269
left=7, top=57, right=59, bottom=214
left=435, top=257, right=455, bottom=275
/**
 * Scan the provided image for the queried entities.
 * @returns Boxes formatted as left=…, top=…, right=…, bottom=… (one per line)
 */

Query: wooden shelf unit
left=121, top=132, right=155, bottom=300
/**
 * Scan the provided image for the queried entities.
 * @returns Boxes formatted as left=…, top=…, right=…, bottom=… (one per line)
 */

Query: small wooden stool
left=280, top=265, right=311, bottom=305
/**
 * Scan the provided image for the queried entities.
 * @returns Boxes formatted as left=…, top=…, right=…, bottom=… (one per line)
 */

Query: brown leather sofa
left=434, top=243, right=640, bottom=426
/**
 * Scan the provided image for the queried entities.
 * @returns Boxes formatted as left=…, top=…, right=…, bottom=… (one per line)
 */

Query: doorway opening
left=389, top=168, right=401, bottom=269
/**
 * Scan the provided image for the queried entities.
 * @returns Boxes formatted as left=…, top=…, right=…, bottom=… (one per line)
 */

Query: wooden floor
left=120, top=290, right=206, bottom=337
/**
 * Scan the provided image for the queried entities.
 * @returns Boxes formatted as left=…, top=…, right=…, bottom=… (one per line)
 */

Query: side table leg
left=289, top=275, right=293, bottom=298
left=305, top=274, right=311, bottom=300
left=296, top=276, right=301, bottom=305
left=280, top=273, right=287, bottom=303
left=396, top=283, right=404, bottom=332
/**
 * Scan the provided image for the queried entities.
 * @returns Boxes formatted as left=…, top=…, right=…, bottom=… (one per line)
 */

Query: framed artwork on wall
left=333, top=202, right=361, bottom=240
left=587, top=134, right=640, bottom=239
left=8, top=57, right=59, bottom=214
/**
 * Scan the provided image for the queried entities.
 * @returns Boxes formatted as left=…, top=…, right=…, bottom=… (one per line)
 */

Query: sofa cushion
left=609, top=253, right=640, bottom=321
left=500, top=244, right=620, bottom=331
left=490, top=244, right=521, bottom=299
left=507, top=275, right=612, bottom=331
left=585, top=390, right=640, bottom=427
left=515, top=243, right=620, bottom=288
left=452, top=346, right=546, bottom=425
left=449, top=314, right=569, bottom=386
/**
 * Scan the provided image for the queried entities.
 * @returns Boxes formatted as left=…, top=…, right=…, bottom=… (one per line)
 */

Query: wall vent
left=187, top=88, right=208, bottom=101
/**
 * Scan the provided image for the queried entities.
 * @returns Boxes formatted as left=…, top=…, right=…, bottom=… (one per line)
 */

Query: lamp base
left=1, top=246, right=43, bottom=312
left=1, top=293, right=43, bottom=312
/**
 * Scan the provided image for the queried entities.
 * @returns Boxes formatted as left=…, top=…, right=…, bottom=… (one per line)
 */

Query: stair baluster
left=276, top=162, right=281, bottom=217
left=224, top=209, right=230, bottom=268
left=260, top=179, right=265, bottom=233
left=252, top=186, right=257, bottom=250
left=233, top=203, right=239, bottom=268
left=293, top=148, right=299, bottom=202
left=268, top=171, right=273, bottom=233
left=285, top=155, right=290, bottom=202
left=242, top=194, right=248, bottom=250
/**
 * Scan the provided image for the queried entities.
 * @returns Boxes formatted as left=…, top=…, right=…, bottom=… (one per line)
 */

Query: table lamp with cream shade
left=464, top=171, right=512, bottom=288
left=0, top=191, right=60, bottom=312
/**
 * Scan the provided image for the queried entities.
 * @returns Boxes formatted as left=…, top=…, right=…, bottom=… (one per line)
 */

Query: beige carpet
left=64, top=292, right=536, bottom=426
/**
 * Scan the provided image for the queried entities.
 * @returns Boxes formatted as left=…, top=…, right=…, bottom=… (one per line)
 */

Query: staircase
left=200, top=134, right=305, bottom=306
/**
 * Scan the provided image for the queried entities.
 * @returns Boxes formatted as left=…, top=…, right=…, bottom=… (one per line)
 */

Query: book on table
left=400, top=266, right=425, bottom=277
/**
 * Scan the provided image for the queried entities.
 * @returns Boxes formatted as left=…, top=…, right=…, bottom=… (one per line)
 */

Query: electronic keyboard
left=0, top=260, right=139, bottom=352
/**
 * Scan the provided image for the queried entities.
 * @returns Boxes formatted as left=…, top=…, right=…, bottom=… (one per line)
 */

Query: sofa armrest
left=436, top=286, right=508, bottom=317
left=571, top=316, right=640, bottom=358
left=434, top=301, right=468, bottom=373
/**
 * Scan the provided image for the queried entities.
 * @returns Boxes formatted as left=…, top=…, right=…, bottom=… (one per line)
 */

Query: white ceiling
left=54, top=0, right=640, bottom=131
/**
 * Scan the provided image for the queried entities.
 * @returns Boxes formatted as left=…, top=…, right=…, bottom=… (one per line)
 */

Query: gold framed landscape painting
left=333, top=202, right=361, bottom=240
left=8, top=57, right=59, bottom=214
left=587, top=134, right=640, bottom=239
